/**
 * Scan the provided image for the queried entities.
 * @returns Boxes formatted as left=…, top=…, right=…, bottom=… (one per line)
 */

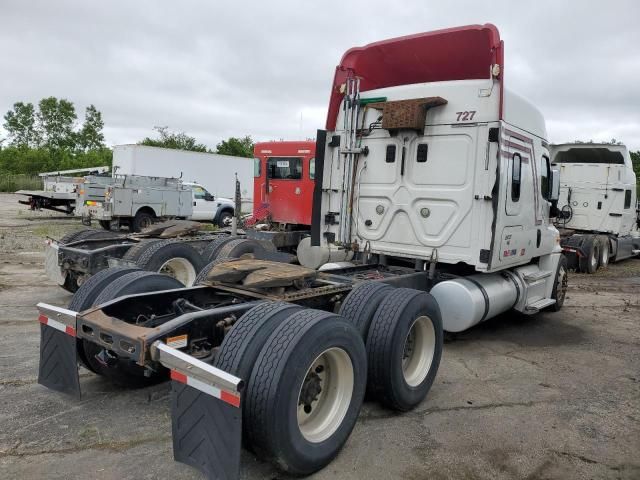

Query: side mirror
left=204, top=193, right=214, bottom=201
left=549, top=169, right=560, bottom=202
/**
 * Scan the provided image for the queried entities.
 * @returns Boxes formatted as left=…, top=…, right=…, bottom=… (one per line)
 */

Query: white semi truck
left=35, top=25, right=568, bottom=480
left=552, top=142, right=640, bottom=273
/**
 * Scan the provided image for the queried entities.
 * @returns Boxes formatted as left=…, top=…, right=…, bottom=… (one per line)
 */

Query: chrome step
left=523, top=270, right=553, bottom=282
left=525, top=298, right=556, bottom=313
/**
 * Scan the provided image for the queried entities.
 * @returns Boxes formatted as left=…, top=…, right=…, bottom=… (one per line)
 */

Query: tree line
left=1, top=98, right=112, bottom=174
left=0, top=97, right=254, bottom=176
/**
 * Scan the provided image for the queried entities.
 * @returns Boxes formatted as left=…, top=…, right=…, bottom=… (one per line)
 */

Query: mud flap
left=171, top=381, right=242, bottom=480
left=151, top=341, right=244, bottom=480
left=38, top=322, right=80, bottom=398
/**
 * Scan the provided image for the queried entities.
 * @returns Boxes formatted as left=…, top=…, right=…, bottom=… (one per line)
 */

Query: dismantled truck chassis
left=38, top=258, right=443, bottom=479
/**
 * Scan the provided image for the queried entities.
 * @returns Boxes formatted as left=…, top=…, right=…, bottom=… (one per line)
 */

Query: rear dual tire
left=245, top=309, right=366, bottom=475
left=122, top=240, right=205, bottom=286
left=68, top=269, right=183, bottom=385
left=366, top=288, right=443, bottom=411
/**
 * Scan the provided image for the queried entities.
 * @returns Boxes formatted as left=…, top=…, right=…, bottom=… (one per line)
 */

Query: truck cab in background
left=183, top=181, right=235, bottom=227
left=252, top=141, right=316, bottom=226
left=551, top=142, right=640, bottom=272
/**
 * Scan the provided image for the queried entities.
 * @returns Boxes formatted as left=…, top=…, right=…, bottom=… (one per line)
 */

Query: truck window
left=511, top=153, right=522, bottom=202
left=309, top=158, right=315, bottom=180
left=267, top=157, right=302, bottom=180
left=416, top=144, right=428, bottom=163
left=192, top=186, right=207, bottom=199
left=254, top=158, right=261, bottom=178
left=386, top=145, right=396, bottom=163
left=540, top=155, right=550, bottom=200
left=624, top=190, right=632, bottom=209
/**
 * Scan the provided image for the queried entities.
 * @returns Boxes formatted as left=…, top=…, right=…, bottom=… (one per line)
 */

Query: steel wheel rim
left=402, top=316, right=435, bottom=387
left=590, top=248, right=598, bottom=269
left=297, top=347, right=354, bottom=443
left=159, top=257, right=196, bottom=286
left=601, top=246, right=609, bottom=265
left=140, top=216, right=153, bottom=229
left=557, top=265, right=568, bottom=305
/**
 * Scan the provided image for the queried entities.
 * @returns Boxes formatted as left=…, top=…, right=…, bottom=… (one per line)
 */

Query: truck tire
left=59, top=229, right=92, bottom=245
left=548, top=255, right=568, bottom=312
left=215, top=302, right=302, bottom=386
left=122, top=240, right=205, bottom=286
left=366, top=288, right=443, bottom=411
left=202, top=236, right=235, bottom=262
left=217, top=209, right=234, bottom=228
left=83, top=271, right=184, bottom=386
left=246, top=309, right=366, bottom=475
left=578, top=236, right=599, bottom=274
left=68, top=266, right=142, bottom=373
left=121, top=240, right=163, bottom=262
left=194, top=258, right=235, bottom=284
left=216, top=238, right=265, bottom=260
left=339, top=281, right=394, bottom=340
left=99, top=220, right=111, bottom=231
left=597, top=235, right=610, bottom=269
left=131, top=210, right=154, bottom=232
left=80, top=229, right=124, bottom=241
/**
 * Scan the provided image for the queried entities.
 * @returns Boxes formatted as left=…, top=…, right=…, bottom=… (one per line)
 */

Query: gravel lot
left=0, top=192, right=639, bottom=480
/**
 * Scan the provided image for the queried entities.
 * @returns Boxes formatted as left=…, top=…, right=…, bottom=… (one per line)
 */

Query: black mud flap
left=38, top=324, right=81, bottom=398
left=171, top=381, right=242, bottom=480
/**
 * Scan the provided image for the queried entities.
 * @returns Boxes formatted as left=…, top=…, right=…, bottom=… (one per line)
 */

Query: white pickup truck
left=183, top=182, right=235, bottom=227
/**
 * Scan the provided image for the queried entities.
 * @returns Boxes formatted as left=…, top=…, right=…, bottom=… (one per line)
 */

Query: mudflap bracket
left=151, top=341, right=243, bottom=480
left=37, top=303, right=80, bottom=398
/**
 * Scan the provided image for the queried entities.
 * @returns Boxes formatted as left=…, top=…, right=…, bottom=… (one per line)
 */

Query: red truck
left=251, top=140, right=315, bottom=226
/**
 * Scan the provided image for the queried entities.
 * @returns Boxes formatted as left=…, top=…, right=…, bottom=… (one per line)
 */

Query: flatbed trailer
left=15, top=166, right=110, bottom=214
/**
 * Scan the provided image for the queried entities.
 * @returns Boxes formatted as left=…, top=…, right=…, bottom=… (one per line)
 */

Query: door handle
left=193, top=201, right=196, bottom=206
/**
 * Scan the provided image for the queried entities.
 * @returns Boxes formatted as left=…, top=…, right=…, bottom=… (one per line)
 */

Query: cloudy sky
left=1, top=0, right=639, bottom=150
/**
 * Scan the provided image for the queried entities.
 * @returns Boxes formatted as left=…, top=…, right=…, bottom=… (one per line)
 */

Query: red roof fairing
left=326, top=24, right=503, bottom=129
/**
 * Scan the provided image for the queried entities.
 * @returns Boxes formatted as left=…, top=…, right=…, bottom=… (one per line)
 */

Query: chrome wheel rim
left=601, top=246, right=609, bottom=266
left=297, top=347, right=354, bottom=443
left=159, top=257, right=196, bottom=286
left=402, top=316, right=436, bottom=387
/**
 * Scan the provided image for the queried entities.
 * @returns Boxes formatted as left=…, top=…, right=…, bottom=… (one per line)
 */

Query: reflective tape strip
left=38, top=314, right=76, bottom=337
left=170, top=369, right=241, bottom=408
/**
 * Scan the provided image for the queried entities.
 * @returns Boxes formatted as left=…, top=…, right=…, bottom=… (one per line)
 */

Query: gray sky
left=1, top=0, right=639, bottom=150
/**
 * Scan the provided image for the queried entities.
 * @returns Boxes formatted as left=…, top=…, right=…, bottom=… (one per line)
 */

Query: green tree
left=37, top=97, right=77, bottom=151
left=139, top=126, right=208, bottom=152
left=3, top=102, right=40, bottom=148
left=215, top=135, right=254, bottom=158
left=78, top=104, right=105, bottom=151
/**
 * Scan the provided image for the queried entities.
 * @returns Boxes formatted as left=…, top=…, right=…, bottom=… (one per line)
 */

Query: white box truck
left=112, top=144, right=253, bottom=205
left=552, top=142, right=640, bottom=272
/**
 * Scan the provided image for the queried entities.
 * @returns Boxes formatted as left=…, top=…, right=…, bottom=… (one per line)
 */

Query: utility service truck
left=77, top=174, right=235, bottom=232
left=551, top=142, right=640, bottom=273
left=35, top=25, right=568, bottom=480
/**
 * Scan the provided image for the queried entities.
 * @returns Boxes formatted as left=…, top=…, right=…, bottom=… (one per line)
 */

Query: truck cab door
left=264, top=156, right=305, bottom=224
left=191, top=186, right=215, bottom=221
